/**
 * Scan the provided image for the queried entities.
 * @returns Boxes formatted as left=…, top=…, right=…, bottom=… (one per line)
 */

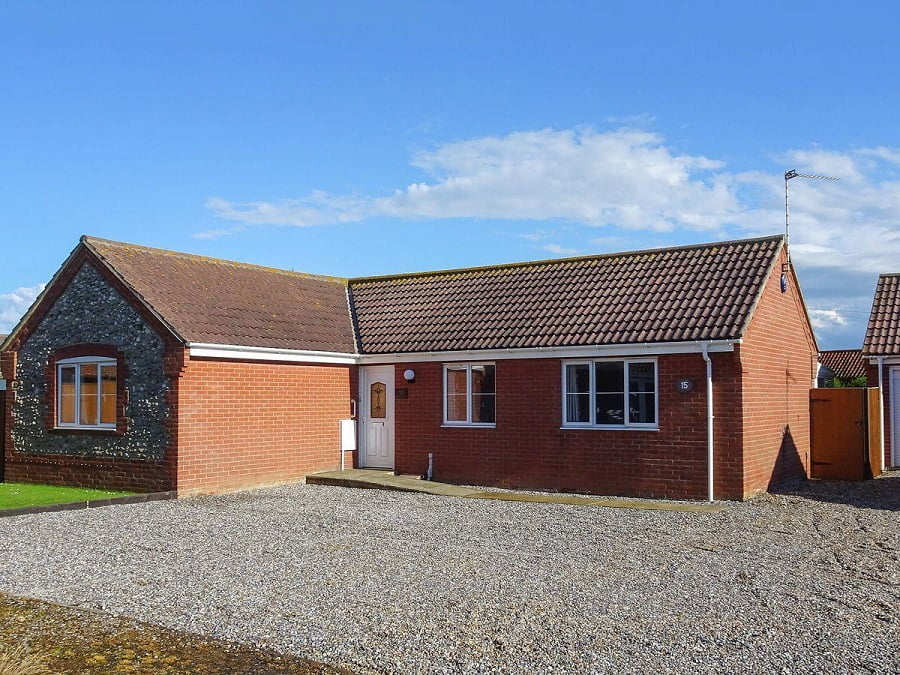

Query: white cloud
left=207, top=128, right=742, bottom=233
left=808, top=308, right=849, bottom=330
left=542, top=243, right=579, bottom=256
left=0, top=284, right=45, bottom=334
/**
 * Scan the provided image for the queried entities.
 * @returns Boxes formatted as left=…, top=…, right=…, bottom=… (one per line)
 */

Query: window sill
left=441, top=423, right=497, bottom=429
left=52, top=426, right=119, bottom=434
left=560, top=425, right=659, bottom=432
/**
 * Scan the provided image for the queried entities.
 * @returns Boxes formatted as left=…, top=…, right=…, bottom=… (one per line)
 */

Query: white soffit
left=187, top=339, right=739, bottom=365
left=187, top=343, right=357, bottom=365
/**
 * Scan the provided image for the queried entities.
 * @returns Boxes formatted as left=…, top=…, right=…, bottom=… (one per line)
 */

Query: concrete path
left=305, top=469, right=725, bottom=512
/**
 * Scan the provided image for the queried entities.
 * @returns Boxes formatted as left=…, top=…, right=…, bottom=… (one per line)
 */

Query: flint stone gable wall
left=13, top=262, right=169, bottom=460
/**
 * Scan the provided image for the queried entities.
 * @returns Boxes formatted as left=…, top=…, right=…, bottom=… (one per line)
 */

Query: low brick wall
left=3, top=452, right=173, bottom=492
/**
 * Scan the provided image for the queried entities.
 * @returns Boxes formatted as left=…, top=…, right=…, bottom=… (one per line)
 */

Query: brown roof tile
left=818, top=349, right=867, bottom=380
left=863, top=273, right=900, bottom=356
left=349, top=235, right=783, bottom=354
left=84, top=237, right=356, bottom=353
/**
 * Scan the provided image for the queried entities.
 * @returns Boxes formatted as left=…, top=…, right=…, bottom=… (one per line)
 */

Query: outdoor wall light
left=403, top=369, right=416, bottom=383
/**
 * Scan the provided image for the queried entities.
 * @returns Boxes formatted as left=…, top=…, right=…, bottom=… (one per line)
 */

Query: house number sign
left=677, top=378, right=694, bottom=393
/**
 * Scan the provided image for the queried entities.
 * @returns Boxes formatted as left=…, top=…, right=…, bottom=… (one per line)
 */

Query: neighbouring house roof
left=83, top=237, right=358, bottom=353
left=818, top=349, right=867, bottom=380
left=348, top=236, right=785, bottom=354
left=863, top=273, right=900, bottom=356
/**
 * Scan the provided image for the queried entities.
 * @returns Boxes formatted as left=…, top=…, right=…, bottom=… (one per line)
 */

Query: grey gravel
left=0, top=476, right=897, bottom=673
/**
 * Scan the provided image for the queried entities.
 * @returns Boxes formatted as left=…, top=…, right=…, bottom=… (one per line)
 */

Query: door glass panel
left=370, top=382, right=387, bottom=419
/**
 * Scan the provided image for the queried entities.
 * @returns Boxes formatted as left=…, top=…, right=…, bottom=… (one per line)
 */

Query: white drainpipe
left=700, top=342, right=714, bottom=502
left=877, top=357, right=886, bottom=473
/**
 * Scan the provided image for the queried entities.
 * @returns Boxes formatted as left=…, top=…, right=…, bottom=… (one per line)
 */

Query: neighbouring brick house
left=862, top=274, right=900, bottom=470
left=1, top=234, right=818, bottom=500
left=816, top=349, right=867, bottom=387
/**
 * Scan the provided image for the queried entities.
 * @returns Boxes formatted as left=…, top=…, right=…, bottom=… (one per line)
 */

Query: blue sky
left=2, top=1, right=899, bottom=349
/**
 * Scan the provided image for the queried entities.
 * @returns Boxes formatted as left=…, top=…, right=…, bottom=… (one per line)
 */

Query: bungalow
left=862, top=273, right=900, bottom=470
left=816, top=349, right=867, bottom=387
left=1, top=234, right=817, bottom=500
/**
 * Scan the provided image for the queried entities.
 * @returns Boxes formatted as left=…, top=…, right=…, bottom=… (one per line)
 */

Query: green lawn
left=0, top=483, right=136, bottom=510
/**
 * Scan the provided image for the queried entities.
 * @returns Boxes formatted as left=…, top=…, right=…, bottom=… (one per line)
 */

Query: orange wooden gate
left=809, top=387, right=882, bottom=480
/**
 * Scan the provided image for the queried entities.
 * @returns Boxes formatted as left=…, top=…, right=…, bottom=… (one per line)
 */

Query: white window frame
left=56, top=356, right=117, bottom=430
left=442, top=362, right=496, bottom=427
left=561, top=358, right=658, bottom=430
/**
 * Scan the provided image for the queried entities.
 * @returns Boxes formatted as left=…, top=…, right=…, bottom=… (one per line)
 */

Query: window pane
left=595, top=362, right=624, bottom=393
left=79, top=364, right=99, bottom=425
left=565, top=364, right=590, bottom=423
left=566, top=393, right=590, bottom=423
left=59, top=366, right=76, bottom=424
left=628, top=362, right=656, bottom=424
left=100, top=365, right=117, bottom=424
left=565, top=364, right=589, bottom=394
left=472, top=394, right=495, bottom=423
left=629, top=392, right=656, bottom=424
left=596, top=393, right=624, bottom=425
left=471, top=365, right=495, bottom=395
left=471, top=365, right=495, bottom=423
left=446, top=367, right=467, bottom=422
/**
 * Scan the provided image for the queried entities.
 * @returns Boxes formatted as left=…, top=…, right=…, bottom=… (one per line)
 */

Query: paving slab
left=305, top=469, right=478, bottom=497
left=306, top=469, right=725, bottom=511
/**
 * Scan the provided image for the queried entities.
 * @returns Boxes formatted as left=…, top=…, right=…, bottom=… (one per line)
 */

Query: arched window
left=47, top=344, right=125, bottom=432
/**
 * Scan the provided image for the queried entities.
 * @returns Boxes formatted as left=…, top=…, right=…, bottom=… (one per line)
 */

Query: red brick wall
left=386, top=351, right=746, bottom=500
left=739, top=253, right=817, bottom=497
left=175, top=356, right=354, bottom=495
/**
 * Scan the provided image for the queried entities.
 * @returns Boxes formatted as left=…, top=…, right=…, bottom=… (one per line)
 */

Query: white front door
left=360, top=365, right=395, bottom=469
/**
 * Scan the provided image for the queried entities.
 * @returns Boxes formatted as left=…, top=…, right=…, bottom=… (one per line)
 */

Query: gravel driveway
left=1, top=476, right=898, bottom=673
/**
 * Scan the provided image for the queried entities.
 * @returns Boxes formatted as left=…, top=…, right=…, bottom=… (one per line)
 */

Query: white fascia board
left=867, top=355, right=900, bottom=366
left=189, top=339, right=740, bottom=366
left=187, top=343, right=357, bottom=365
left=358, top=340, right=739, bottom=364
